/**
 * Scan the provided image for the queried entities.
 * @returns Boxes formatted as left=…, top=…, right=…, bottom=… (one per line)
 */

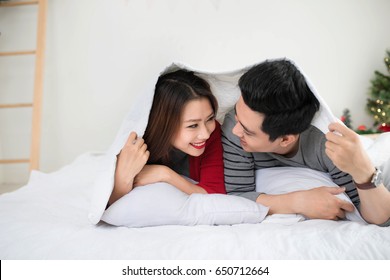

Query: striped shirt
left=221, top=109, right=360, bottom=207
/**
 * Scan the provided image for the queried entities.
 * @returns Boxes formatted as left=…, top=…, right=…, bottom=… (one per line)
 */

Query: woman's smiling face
left=171, top=98, right=216, bottom=157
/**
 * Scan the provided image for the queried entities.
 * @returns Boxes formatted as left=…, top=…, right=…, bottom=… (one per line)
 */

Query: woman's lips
left=190, top=142, right=206, bottom=149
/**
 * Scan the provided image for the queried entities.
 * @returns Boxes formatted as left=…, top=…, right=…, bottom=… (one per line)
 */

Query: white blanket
left=0, top=152, right=389, bottom=259
left=1, top=60, right=390, bottom=259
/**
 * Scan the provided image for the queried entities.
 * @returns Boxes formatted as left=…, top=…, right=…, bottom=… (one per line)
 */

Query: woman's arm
left=133, top=164, right=207, bottom=194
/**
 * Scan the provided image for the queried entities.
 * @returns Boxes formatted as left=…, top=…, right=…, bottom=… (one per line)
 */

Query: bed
left=1, top=61, right=390, bottom=260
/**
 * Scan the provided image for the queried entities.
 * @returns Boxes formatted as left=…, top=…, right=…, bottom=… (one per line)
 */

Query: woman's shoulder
left=202, top=120, right=222, bottom=150
left=214, top=119, right=221, bottom=129
left=210, top=120, right=222, bottom=139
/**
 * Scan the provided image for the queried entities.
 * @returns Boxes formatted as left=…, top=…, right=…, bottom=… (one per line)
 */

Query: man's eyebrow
left=234, top=105, right=256, bottom=135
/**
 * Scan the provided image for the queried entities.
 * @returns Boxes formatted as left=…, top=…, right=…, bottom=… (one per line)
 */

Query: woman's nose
left=198, top=125, right=211, bottom=140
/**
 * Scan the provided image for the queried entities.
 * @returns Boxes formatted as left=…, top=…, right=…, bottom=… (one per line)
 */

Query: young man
left=222, top=59, right=390, bottom=225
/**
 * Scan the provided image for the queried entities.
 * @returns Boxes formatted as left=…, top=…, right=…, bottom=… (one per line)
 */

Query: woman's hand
left=109, top=132, right=150, bottom=205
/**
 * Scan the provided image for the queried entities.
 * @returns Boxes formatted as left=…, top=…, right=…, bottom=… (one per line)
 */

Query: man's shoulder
left=221, top=108, right=236, bottom=136
left=300, top=125, right=329, bottom=166
left=302, top=125, right=326, bottom=141
left=221, top=108, right=235, bottom=126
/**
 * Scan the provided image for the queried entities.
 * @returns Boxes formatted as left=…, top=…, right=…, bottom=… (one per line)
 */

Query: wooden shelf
left=0, top=1, right=38, bottom=7
left=0, top=103, right=33, bottom=109
left=0, top=159, right=30, bottom=164
left=0, top=50, right=36, bottom=56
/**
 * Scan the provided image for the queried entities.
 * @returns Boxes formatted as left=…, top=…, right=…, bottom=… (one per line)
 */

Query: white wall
left=1, top=0, right=390, bottom=184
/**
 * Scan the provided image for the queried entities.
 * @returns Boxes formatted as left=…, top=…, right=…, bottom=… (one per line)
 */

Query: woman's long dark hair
left=143, top=69, right=218, bottom=166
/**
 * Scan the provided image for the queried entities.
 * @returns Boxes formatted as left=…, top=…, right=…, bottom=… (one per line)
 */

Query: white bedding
left=1, top=152, right=390, bottom=260
left=1, top=60, right=390, bottom=259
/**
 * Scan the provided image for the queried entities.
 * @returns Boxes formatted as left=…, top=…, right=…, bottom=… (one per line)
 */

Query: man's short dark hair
left=239, top=59, right=320, bottom=141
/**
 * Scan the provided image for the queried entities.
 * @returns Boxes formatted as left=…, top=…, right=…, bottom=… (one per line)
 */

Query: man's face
left=232, top=96, right=282, bottom=153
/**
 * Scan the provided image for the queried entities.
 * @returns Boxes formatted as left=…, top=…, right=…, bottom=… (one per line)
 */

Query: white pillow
left=377, top=156, right=390, bottom=192
left=101, top=182, right=269, bottom=227
left=366, top=132, right=390, bottom=167
left=255, top=167, right=366, bottom=224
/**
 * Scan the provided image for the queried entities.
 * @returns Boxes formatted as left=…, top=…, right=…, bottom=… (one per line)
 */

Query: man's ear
left=279, top=134, right=298, bottom=147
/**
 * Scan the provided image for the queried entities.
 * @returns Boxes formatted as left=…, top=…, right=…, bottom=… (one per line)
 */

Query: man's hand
left=325, top=122, right=375, bottom=184
left=293, top=187, right=355, bottom=220
left=257, top=186, right=355, bottom=220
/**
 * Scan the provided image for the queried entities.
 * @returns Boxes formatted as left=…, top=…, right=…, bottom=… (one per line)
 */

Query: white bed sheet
left=0, top=152, right=389, bottom=260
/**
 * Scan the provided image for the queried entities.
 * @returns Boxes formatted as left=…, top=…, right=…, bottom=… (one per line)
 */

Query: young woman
left=108, top=69, right=225, bottom=205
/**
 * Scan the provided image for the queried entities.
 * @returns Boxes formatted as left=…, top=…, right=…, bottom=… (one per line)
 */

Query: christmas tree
left=341, top=108, right=352, bottom=128
left=366, top=50, right=390, bottom=132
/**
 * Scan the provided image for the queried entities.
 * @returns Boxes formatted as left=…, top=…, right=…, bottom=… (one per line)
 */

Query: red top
left=189, top=121, right=226, bottom=194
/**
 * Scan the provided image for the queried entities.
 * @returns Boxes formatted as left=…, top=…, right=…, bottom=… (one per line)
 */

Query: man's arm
left=326, top=122, right=390, bottom=224
left=222, top=110, right=354, bottom=220
left=316, top=132, right=360, bottom=208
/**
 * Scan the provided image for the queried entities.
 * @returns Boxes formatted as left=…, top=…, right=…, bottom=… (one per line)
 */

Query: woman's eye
left=207, top=116, right=215, bottom=122
left=187, top=124, right=198, bottom=128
